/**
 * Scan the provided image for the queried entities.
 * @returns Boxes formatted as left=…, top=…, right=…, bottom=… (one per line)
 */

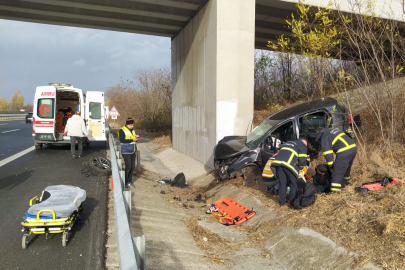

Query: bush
left=106, top=67, right=171, bottom=132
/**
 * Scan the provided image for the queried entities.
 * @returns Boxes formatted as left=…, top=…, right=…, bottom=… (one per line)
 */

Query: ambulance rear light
left=33, top=117, right=35, bottom=133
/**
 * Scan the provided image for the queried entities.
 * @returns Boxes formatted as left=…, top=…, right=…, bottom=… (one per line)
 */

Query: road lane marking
left=0, top=123, right=8, bottom=125
left=1, top=129, right=20, bottom=133
left=0, top=146, right=35, bottom=167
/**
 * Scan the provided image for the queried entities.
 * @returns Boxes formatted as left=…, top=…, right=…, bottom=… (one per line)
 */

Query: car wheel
left=241, top=165, right=262, bottom=184
left=35, top=144, right=42, bottom=150
left=88, top=157, right=111, bottom=176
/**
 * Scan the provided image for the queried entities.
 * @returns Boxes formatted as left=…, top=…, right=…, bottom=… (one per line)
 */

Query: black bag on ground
left=293, top=182, right=317, bottom=209
left=170, top=173, right=187, bottom=188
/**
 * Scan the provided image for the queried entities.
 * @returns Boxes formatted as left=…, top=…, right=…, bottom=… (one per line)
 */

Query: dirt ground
left=138, top=159, right=404, bottom=270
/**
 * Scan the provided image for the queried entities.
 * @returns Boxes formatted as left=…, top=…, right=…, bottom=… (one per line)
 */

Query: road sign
left=111, top=115, right=117, bottom=120
left=109, top=106, right=120, bottom=116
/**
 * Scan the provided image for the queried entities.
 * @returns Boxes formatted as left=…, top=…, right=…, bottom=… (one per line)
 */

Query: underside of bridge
left=0, top=0, right=295, bottom=49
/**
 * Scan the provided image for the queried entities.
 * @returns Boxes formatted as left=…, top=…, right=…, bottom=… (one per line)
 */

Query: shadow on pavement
left=66, top=196, right=99, bottom=246
left=0, top=170, right=33, bottom=190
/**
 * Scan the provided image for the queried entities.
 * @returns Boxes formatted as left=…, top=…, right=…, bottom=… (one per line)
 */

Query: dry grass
left=152, top=156, right=405, bottom=269
left=250, top=97, right=405, bottom=268
left=111, top=127, right=172, bottom=149
left=151, top=134, right=172, bottom=149
left=184, top=217, right=235, bottom=264
left=240, top=153, right=405, bottom=269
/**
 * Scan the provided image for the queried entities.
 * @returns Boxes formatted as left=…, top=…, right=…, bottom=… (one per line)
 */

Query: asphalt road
left=0, top=120, right=108, bottom=270
left=0, top=120, right=34, bottom=160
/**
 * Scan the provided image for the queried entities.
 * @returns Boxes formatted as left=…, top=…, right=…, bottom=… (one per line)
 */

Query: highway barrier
left=109, top=133, right=145, bottom=270
left=0, top=114, right=26, bottom=120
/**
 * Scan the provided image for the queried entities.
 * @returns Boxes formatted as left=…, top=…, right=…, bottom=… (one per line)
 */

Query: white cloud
left=73, top=58, right=86, bottom=66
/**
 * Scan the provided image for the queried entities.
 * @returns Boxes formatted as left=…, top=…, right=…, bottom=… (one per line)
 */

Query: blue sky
left=0, top=19, right=171, bottom=105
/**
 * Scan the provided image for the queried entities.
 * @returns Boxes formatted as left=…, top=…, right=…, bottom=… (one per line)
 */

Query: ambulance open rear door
left=86, top=91, right=106, bottom=141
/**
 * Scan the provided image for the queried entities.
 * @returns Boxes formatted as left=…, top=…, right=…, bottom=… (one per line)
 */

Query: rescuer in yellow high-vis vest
left=316, top=127, right=357, bottom=192
left=118, top=118, right=139, bottom=188
left=270, top=137, right=308, bottom=206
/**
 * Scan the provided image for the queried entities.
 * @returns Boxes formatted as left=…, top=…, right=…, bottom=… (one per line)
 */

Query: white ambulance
left=32, top=84, right=109, bottom=150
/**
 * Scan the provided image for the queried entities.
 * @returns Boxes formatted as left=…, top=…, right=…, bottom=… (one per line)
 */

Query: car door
left=86, top=91, right=106, bottom=141
left=104, top=105, right=110, bottom=137
left=34, top=86, right=57, bottom=142
left=297, top=110, right=330, bottom=157
left=260, top=120, right=296, bottom=164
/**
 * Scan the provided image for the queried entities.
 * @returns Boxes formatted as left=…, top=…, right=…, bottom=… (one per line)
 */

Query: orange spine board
left=210, top=197, right=255, bottom=225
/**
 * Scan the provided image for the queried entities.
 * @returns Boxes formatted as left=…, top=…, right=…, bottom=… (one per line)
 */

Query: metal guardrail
left=109, top=133, right=145, bottom=270
left=0, top=114, right=26, bottom=117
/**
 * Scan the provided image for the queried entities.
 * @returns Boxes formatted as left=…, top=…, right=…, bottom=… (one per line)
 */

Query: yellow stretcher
left=21, top=196, right=82, bottom=249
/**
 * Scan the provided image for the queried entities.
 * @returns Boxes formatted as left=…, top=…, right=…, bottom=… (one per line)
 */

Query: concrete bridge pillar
left=171, top=0, right=255, bottom=167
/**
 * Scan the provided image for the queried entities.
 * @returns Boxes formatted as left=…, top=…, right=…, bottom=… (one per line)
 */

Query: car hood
left=214, top=136, right=250, bottom=160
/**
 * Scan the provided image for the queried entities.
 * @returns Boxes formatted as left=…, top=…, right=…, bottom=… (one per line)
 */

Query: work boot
left=126, top=182, right=135, bottom=188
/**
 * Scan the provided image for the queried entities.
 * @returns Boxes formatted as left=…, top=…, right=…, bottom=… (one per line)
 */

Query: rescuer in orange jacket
left=316, top=128, right=357, bottom=192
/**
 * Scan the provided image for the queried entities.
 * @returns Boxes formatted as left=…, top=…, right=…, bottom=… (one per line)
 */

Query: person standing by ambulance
left=64, top=111, right=89, bottom=159
left=118, top=118, right=139, bottom=188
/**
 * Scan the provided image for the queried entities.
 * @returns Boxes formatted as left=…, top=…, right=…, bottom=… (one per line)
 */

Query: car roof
left=268, top=97, right=337, bottom=120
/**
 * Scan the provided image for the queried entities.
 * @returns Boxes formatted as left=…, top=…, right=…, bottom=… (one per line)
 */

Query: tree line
left=106, top=67, right=171, bottom=132
left=265, top=0, right=405, bottom=150
left=0, top=89, right=33, bottom=112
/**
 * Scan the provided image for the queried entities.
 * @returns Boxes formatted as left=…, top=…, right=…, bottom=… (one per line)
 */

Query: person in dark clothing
left=271, top=137, right=308, bottom=206
left=316, top=128, right=357, bottom=192
left=118, top=118, right=139, bottom=188
left=313, top=163, right=332, bottom=193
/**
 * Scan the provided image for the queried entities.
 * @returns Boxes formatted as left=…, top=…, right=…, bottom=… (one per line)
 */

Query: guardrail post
left=136, top=151, right=141, bottom=172
left=120, top=170, right=125, bottom=188
left=133, top=235, right=145, bottom=270
left=117, top=158, right=122, bottom=171
left=123, top=190, right=132, bottom=232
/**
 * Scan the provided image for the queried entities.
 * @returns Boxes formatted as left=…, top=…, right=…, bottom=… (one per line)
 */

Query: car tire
left=241, top=165, right=262, bottom=183
left=35, top=144, right=42, bottom=150
left=88, top=157, right=111, bottom=176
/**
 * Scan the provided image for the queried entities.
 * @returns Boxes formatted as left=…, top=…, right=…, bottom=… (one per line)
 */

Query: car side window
left=298, top=111, right=328, bottom=136
left=263, top=121, right=295, bottom=152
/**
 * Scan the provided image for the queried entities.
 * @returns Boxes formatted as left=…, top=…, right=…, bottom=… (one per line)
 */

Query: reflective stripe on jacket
left=319, top=128, right=356, bottom=167
left=270, top=140, right=307, bottom=176
left=118, top=126, right=136, bottom=154
left=262, top=158, right=275, bottom=180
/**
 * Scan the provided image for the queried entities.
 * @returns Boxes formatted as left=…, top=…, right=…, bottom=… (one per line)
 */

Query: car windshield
left=246, top=118, right=279, bottom=148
